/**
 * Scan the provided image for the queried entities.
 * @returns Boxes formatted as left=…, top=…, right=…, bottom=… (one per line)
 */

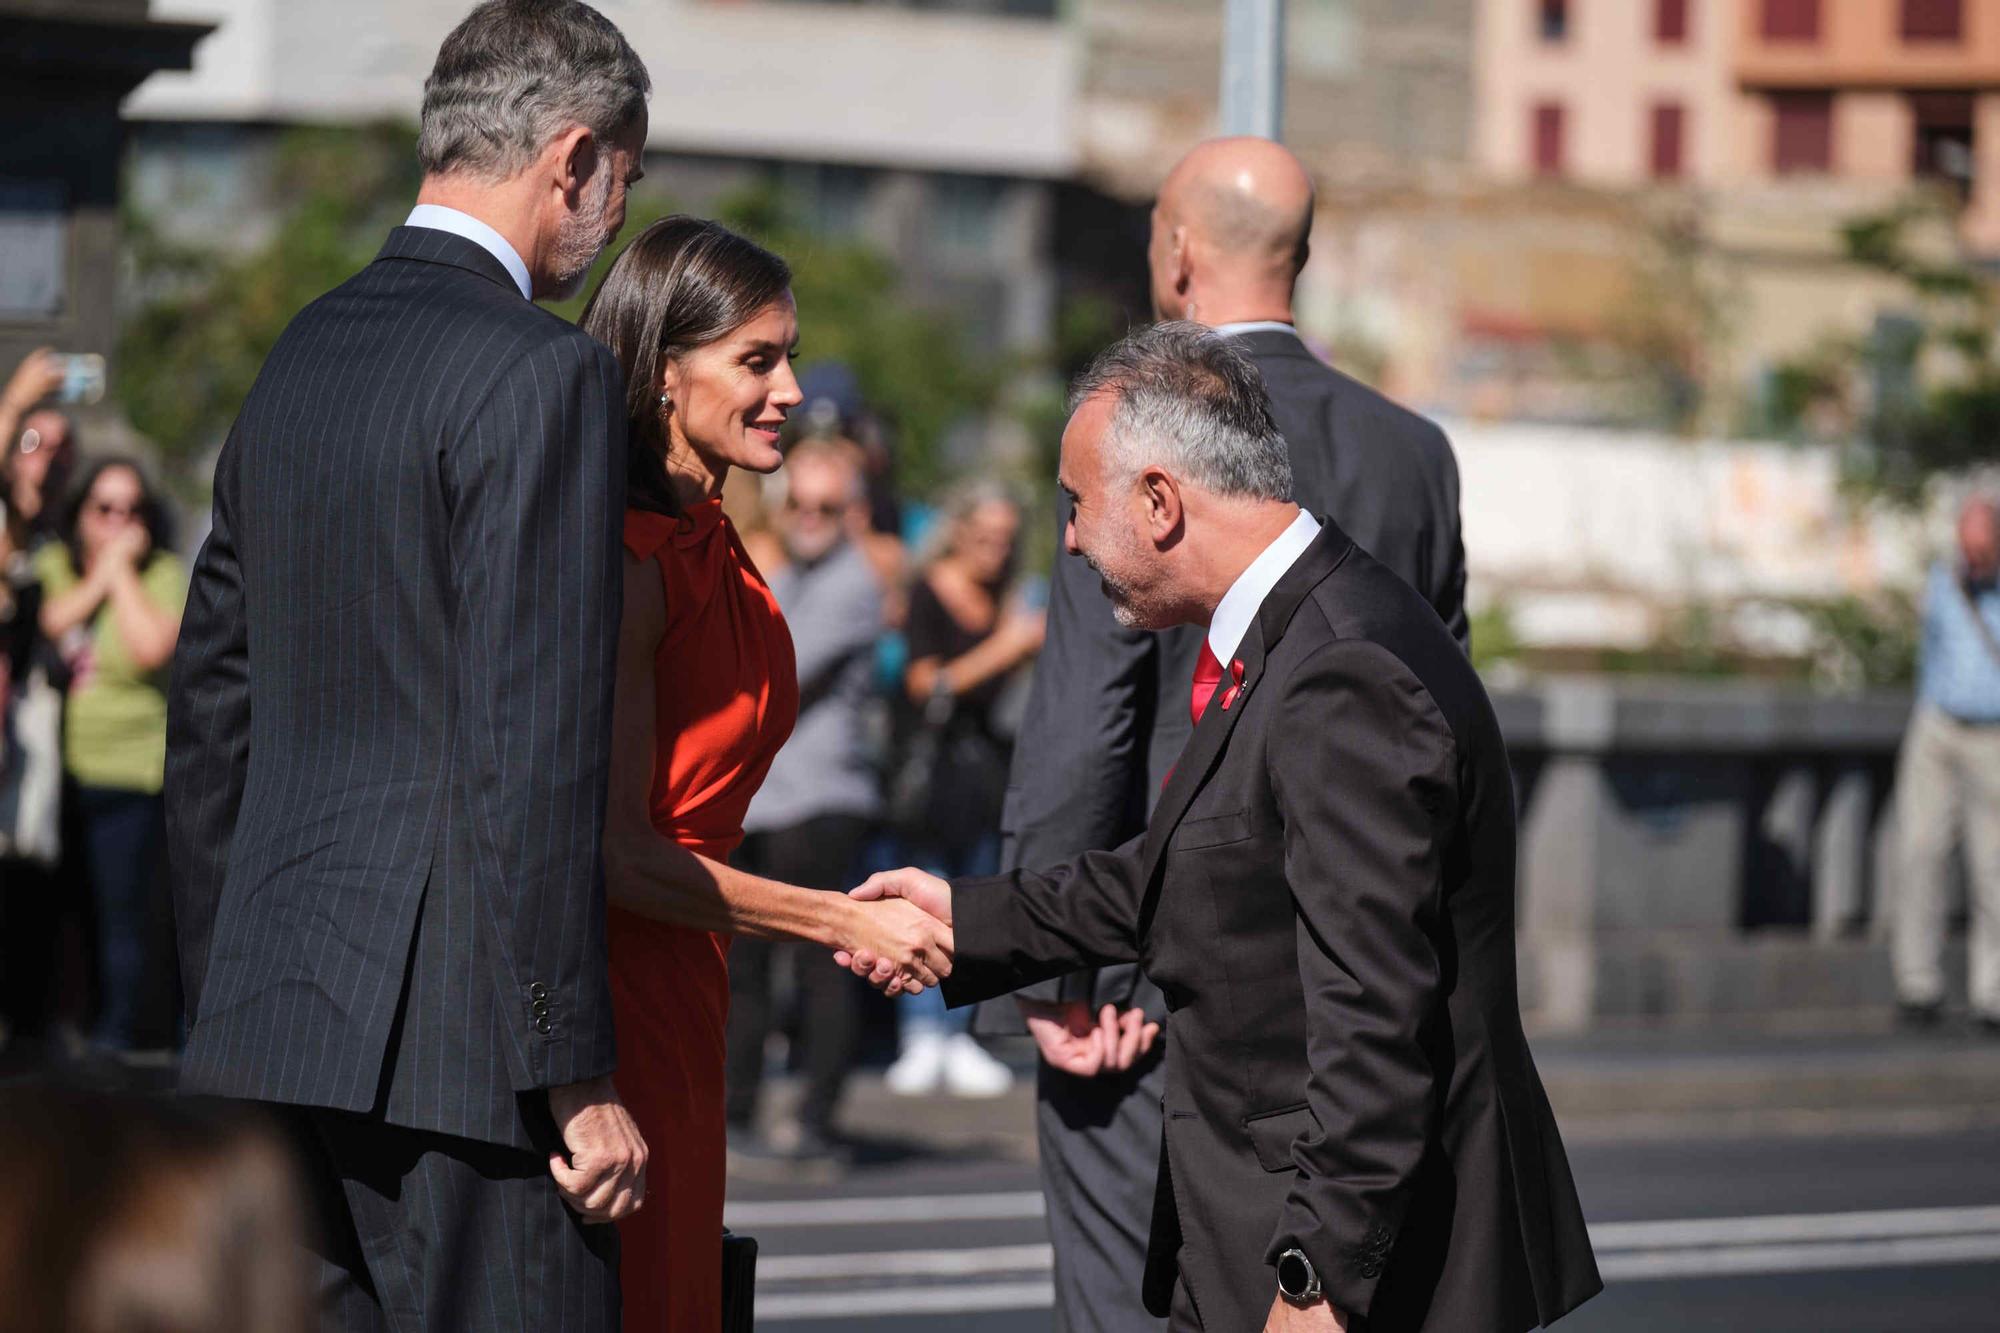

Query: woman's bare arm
left=602, top=552, right=951, bottom=982
left=104, top=560, right=181, bottom=672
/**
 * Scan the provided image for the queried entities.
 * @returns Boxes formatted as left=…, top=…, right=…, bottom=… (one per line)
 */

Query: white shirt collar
left=1207, top=509, right=1323, bottom=665
left=404, top=204, right=533, bottom=301
left=1211, top=320, right=1300, bottom=340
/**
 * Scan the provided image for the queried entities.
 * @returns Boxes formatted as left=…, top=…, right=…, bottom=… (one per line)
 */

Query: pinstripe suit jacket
left=167, top=227, right=627, bottom=1148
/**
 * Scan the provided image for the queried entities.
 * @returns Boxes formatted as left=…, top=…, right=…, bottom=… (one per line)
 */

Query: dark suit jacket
left=990, top=328, right=1468, bottom=1021
left=944, top=521, right=1599, bottom=1332
left=166, top=227, right=627, bottom=1148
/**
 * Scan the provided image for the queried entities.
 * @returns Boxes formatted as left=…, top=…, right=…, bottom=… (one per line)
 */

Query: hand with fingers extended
left=546, top=1076, right=649, bottom=1223
left=1017, top=999, right=1161, bottom=1077
left=833, top=868, right=954, bottom=996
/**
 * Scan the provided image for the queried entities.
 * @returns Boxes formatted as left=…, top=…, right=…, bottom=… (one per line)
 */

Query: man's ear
left=1171, top=225, right=1194, bottom=295
left=552, top=125, right=598, bottom=203
left=1140, top=466, right=1182, bottom=546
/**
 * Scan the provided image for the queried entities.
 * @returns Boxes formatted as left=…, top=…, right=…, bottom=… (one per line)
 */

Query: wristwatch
left=1275, top=1247, right=1321, bottom=1306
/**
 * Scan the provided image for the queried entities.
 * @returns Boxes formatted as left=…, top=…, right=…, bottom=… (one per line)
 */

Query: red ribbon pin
left=1219, top=658, right=1246, bottom=711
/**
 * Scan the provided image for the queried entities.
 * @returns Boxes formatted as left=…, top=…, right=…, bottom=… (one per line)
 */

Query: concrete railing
left=1496, top=678, right=1931, bottom=1030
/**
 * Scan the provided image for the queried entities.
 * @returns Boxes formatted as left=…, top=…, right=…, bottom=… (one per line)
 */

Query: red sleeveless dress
left=609, top=498, right=797, bottom=1330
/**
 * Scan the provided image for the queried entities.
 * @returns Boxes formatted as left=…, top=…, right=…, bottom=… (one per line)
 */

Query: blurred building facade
left=1477, top=0, right=2000, bottom=236
left=113, top=0, right=1981, bottom=663
left=1466, top=0, right=2000, bottom=426
left=126, top=0, right=1082, bottom=357
left=0, top=0, right=206, bottom=397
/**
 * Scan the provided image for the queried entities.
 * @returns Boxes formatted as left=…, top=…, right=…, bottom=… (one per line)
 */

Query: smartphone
left=56, top=353, right=106, bottom=406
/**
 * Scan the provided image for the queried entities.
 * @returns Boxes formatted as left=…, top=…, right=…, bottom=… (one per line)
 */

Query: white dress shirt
left=404, top=204, right=533, bottom=301
left=1207, top=509, right=1323, bottom=665
left=1211, top=319, right=1301, bottom=341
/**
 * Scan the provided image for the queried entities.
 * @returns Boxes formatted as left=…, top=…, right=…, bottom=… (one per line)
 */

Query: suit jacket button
left=532, top=1001, right=551, bottom=1018
left=535, top=1016, right=553, bottom=1035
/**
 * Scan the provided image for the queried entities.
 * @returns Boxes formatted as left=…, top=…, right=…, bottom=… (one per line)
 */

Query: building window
left=1761, top=0, right=1820, bottom=41
left=1656, top=0, right=1690, bottom=45
left=1538, top=0, right=1569, bottom=42
left=0, top=180, right=68, bottom=319
left=1902, top=0, right=1963, bottom=42
left=1533, top=102, right=1567, bottom=176
left=1911, top=91, right=1976, bottom=200
left=1651, top=102, right=1688, bottom=178
left=1771, top=91, right=1833, bottom=173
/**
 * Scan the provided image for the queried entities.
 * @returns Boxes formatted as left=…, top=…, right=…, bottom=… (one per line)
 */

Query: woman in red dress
left=580, top=218, right=953, bottom=1330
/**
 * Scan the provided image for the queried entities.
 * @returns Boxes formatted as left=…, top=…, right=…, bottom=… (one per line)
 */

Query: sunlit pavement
left=734, top=1032, right=2000, bottom=1330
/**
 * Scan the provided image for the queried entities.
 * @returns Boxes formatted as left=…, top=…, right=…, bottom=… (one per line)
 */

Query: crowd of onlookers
left=721, top=371, right=1046, bottom=1172
left=1, top=347, right=190, bottom=1075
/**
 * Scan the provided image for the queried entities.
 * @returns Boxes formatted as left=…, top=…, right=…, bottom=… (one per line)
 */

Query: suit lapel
left=1137, top=521, right=1356, bottom=897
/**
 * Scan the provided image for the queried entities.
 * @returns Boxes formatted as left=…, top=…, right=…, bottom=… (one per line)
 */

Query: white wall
left=1449, top=418, right=1936, bottom=650
left=128, top=0, right=1081, bottom=178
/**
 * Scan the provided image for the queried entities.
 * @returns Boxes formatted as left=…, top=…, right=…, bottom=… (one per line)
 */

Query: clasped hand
left=833, top=868, right=954, bottom=997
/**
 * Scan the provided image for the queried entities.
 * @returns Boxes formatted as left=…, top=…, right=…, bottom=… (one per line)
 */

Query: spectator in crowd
left=2, top=349, right=79, bottom=549
left=37, top=459, right=186, bottom=1058
left=885, top=482, right=1043, bottom=1097
left=726, top=440, right=887, bottom=1171
left=1894, top=492, right=2000, bottom=1034
left=0, top=1084, right=308, bottom=1332
left=0, top=494, right=64, bottom=1066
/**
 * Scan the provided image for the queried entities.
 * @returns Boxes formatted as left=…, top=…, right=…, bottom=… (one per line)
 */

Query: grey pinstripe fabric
left=288, top=1107, right=619, bottom=1332
left=167, top=226, right=628, bottom=1149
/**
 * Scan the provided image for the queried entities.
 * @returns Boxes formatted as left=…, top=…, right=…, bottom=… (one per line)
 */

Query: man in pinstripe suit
left=166, top=5, right=652, bottom=1326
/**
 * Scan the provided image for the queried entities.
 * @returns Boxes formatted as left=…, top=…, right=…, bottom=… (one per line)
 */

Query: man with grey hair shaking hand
left=168, top=3, right=650, bottom=1326
left=841, top=324, right=1600, bottom=1332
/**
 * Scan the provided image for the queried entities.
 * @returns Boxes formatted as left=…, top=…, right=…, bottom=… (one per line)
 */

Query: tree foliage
left=120, top=126, right=997, bottom=496
left=1765, top=201, right=2000, bottom=500
left=117, top=124, right=420, bottom=482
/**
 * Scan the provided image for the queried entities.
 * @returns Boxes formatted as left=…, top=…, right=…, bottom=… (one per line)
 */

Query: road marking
left=732, top=1192, right=2000, bottom=1246
left=727, top=1191, right=1047, bottom=1228
left=1591, top=1204, right=2000, bottom=1250
left=744, top=1202, right=2000, bottom=1319
left=761, top=1244, right=1054, bottom=1281
left=758, top=1280, right=1055, bottom=1320
left=1598, top=1232, right=2000, bottom=1280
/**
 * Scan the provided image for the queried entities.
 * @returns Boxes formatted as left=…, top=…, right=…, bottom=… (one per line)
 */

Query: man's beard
left=546, top=167, right=616, bottom=301
left=1081, top=537, right=1156, bottom=630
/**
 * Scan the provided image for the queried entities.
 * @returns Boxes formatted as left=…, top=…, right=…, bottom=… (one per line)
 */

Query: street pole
left=1220, top=0, right=1286, bottom=140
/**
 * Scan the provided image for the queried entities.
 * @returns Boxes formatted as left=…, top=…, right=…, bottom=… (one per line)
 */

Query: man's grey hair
left=1067, top=321, right=1294, bottom=502
left=418, top=0, right=651, bottom=181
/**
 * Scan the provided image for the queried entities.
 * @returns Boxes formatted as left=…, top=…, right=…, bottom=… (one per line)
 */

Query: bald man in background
left=983, top=138, right=1469, bottom=1330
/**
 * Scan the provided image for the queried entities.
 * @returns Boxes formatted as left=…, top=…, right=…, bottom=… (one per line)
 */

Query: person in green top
left=36, top=457, right=185, bottom=1056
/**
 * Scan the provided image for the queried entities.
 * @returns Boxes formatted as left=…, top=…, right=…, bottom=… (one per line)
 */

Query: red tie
left=1191, top=641, right=1225, bottom=726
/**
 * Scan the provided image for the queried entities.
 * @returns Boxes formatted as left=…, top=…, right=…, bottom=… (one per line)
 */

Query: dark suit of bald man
left=982, top=324, right=1468, bottom=1331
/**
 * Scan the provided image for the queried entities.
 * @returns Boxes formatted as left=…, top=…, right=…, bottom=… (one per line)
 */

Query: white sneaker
left=942, top=1033, right=1014, bottom=1098
left=885, top=1030, right=947, bottom=1096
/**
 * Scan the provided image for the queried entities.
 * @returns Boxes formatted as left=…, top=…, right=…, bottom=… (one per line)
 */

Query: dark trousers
left=278, top=1104, right=619, bottom=1333
left=0, top=859, right=59, bottom=1047
left=725, top=814, right=870, bottom=1134
left=75, top=785, right=177, bottom=1050
left=1039, top=1045, right=1170, bottom=1333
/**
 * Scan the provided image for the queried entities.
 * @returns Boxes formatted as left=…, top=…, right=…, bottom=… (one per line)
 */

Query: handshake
left=830, top=868, right=955, bottom=998
left=828, top=871, right=1161, bottom=1078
